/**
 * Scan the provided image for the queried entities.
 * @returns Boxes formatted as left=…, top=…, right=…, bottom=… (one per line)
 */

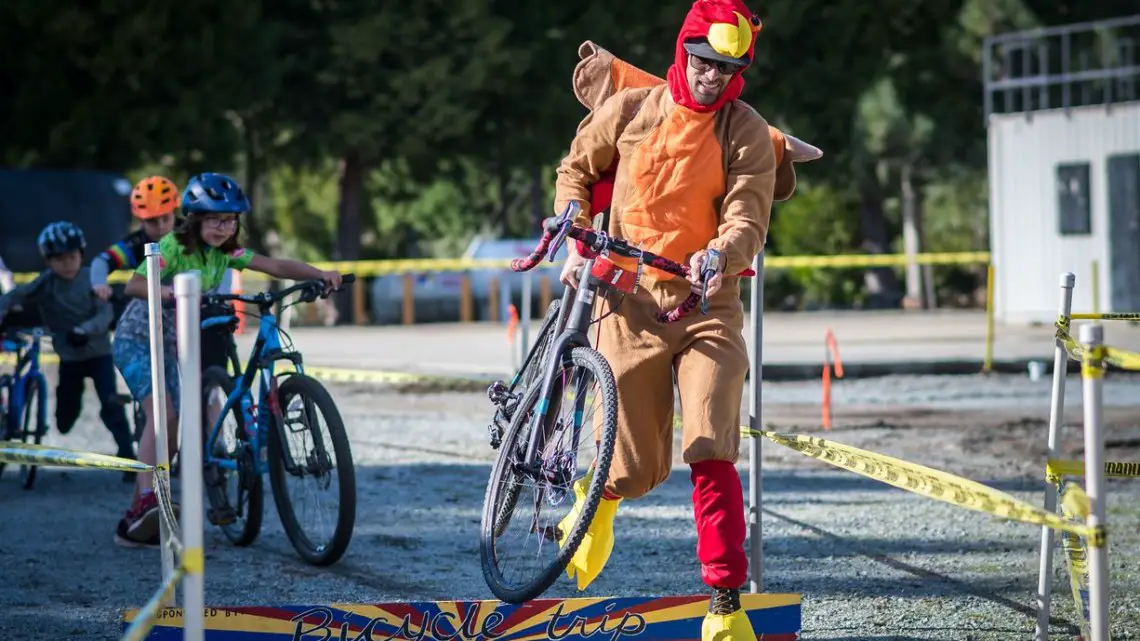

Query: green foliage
left=2, top=0, right=1132, bottom=307
left=767, top=183, right=864, bottom=308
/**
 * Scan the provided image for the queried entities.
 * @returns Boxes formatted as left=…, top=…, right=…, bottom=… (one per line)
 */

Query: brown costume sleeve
left=553, top=89, right=638, bottom=227
left=707, top=105, right=777, bottom=276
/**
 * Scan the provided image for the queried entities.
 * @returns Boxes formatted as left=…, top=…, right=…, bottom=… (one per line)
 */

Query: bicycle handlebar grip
left=656, top=292, right=702, bottom=323
left=511, top=231, right=555, bottom=272
left=542, top=216, right=565, bottom=234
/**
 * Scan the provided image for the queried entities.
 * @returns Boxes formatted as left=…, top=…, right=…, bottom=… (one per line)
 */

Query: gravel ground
left=0, top=370, right=1138, bottom=640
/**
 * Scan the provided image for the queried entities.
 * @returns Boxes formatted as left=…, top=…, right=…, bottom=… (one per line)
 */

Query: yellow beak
left=706, top=12, right=752, bottom=60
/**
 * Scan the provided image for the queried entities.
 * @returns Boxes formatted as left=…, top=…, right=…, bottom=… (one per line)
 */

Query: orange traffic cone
left=506, top=304, right=519, bottom=344
left=821, top=328, right=844, bottom=430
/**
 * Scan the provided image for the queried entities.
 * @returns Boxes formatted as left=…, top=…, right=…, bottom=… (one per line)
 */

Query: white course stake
left=1079, top=323, right=1110, bottom=641
left=748, top=251, right=764, bottom=592
left=175, top=272, right=206, bottom=640
left=1035, top=272, right=1075, bottom=641
left=144, top=243, right=176, bottom=602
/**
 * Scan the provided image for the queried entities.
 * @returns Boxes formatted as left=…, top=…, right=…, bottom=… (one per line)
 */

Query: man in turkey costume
left=552, top=1, right=820, bottom=638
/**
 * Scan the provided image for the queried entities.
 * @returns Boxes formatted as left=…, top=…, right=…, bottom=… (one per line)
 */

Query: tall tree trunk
left=334, top=149, right=366, bottom=324
left=241, top=122, right=270, bottom=256
left=858, top=171, right=902, bottom=309
left=336, top=149, right=365, bottom=261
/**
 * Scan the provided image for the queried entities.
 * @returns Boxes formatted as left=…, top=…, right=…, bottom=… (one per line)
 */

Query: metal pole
left=1079, top=323, right=1110, bottom=641
left=1036, top=272, right=1075, bottom=641
left=143, top=243, right=176, bottom=602
left=748, top=251, right=764, bottom=592
left=983, top=264, right=996, bottom=373
left=175, top=272, right=206, bottom=640
left=522, top=270, right=532, bottom=359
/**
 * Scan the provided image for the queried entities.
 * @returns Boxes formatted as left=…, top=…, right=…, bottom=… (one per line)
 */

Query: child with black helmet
left=0, top=222, right=136, bottom=469
left=111, top=172, right=342, bottom=548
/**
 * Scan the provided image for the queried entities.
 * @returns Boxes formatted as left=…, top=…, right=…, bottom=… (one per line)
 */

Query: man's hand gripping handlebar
left=509, top=203, right=708, bottom=323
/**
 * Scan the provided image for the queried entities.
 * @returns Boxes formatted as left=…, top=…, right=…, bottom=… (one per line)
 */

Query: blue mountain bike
left=199, top=275, right=357, bottom=566
left=0, top=326, right=49, bottom=490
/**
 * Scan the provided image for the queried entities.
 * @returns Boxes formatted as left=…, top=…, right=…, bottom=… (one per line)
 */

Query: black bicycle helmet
left=37, top=221, right=87, bottom=258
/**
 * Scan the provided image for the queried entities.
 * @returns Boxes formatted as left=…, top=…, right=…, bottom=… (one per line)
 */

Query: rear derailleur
left=485, top=380, right=520, bottom=450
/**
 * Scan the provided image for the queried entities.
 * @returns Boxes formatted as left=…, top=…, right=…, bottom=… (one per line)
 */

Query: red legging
left=691, top=459, right=747, bottom=589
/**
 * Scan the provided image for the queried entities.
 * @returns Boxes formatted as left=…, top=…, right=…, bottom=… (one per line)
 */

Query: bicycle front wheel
left=480, top=346, right=618, bottom=604
left=17, top=375, right=46, bottom=490
left=268, top=373, right=356, bottom=566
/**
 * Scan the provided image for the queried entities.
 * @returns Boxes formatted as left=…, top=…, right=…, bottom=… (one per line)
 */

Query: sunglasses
left=689, top=54, right=742, bottom=76
left=202, top=216, right=239, bottom=230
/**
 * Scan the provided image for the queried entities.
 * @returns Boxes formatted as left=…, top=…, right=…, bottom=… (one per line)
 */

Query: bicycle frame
left=202, top=307, right=300, bottom=477
left=519, top=261, right=600, bottom=470
left=1, top=329, right=48, bottom=439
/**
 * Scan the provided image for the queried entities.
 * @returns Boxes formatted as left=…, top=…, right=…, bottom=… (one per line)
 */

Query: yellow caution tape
left=1057, top=481, right=1092, bottom=639
left=119, top=565, right=187, bottom=641
left=274, top=363, right=491, bottom=389
left=742, top=427, right=1096, bottom=539
left=1082, top=343, right=1106, bottom=379
left=1060, top=483, right=1092, bottom=520
left=0, top=352, right=60, bottom=366
left=1, top=352, right=487, bottom=388
left=0, top=441, right=153, bottom=472
left=13, top=250, right=990, bottom=283
left=1070, top=312, right=1140, bottom=321
left=180, top=546, right=204, bottom=574
left=1046, top=458, right=1140, bottom=482
left=1055, top=319, right=1140, bottom=372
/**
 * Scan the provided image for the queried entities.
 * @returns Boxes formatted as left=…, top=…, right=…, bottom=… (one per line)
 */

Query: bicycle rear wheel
left=202, top=366, right=263, bottom=546
left=16, top=375, right=46, bottom=490
left=480, top=346, right=618, bottom=604
left=269, top=373, right=356, bottom=566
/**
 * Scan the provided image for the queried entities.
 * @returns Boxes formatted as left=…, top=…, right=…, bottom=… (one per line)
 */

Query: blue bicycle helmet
left=37, top=221, right=87, bottom=258
left=181, top=172, right=250, bottom=215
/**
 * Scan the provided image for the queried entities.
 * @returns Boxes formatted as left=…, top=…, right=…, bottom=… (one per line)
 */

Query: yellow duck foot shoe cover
left=557, top=472, right=621, bottom=591
left=701, top=609, right=756, bottom=641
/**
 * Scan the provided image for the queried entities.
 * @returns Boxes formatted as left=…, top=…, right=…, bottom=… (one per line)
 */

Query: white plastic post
left=1035, top=272, right=1075, bottom=640
left=175, top=272, right=205, bottom=640
left=1079, top=323, right=1110, bottom=641
left=144, top=243, right=175, bottom=601
left=748, top=251, right=764, bottom=592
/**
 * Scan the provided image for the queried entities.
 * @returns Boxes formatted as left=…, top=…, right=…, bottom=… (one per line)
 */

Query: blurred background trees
left=2, top=0, right=1136, bottom=308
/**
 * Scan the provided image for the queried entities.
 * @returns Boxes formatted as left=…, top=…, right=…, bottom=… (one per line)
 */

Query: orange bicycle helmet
left=130, top=176, right=180, bottom=219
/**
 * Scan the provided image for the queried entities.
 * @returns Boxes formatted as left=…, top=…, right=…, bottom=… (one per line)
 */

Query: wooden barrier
left=488, top=276, right=499, bottom=323
left=540, top=274, right=551, bottom=314
left=402, top=273, right=415, bottom=325
left=460, top=273, right=473, bottom=322
left=352, top=277, right=367, bottom=326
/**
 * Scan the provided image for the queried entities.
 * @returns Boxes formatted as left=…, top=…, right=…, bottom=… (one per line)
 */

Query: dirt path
left=0, top=372, right=1137, bottom=639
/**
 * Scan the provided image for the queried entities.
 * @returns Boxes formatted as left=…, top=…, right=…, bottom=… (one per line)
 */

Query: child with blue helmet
left=111, top=172, right=343, bottom=548
left=0, top=222, right=137, bottom=467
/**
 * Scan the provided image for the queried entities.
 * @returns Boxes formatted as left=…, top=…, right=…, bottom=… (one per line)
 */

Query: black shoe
left=709, top=588, right=742, bottom=615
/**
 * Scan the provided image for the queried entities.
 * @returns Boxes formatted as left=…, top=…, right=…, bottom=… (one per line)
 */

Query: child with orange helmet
left=90, top=176, right=181, bottom=301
